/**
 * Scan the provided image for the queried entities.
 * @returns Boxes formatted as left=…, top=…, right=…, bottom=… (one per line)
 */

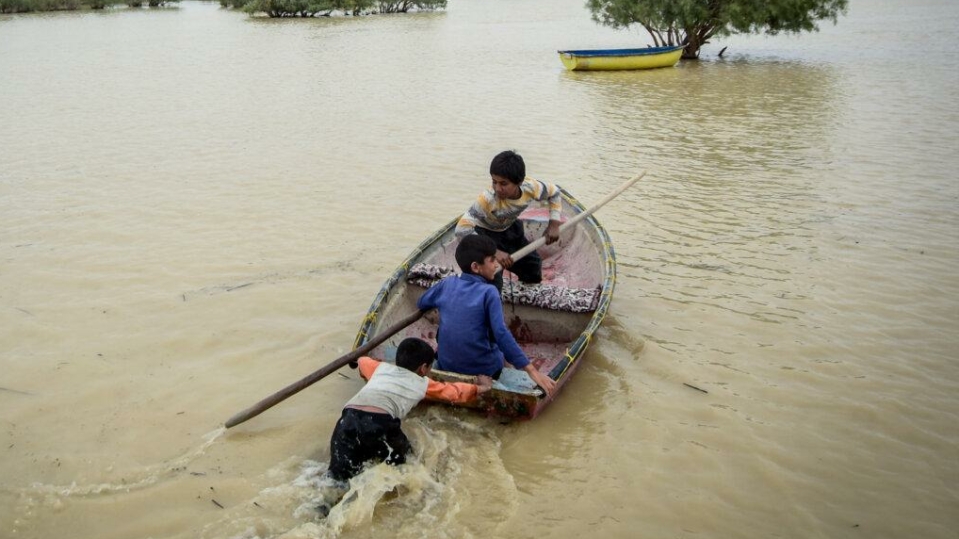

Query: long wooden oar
left=224, top=171, right=645, bottom=429
left=225, top=310, right=426, bottom=428
left=510, top=171, right=645, bottom=262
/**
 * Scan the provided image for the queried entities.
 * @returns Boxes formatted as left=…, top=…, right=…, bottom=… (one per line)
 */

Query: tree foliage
left=377, top=0, right=441, bottom=13
left=0, top=0, right=176, bottom=12
left=585, top=0, right=848, bottom=59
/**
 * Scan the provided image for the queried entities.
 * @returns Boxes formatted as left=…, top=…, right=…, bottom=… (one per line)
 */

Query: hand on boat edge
left=475, top=375, right=493, bottom=394
left=524, top=365, right=556, bottom=396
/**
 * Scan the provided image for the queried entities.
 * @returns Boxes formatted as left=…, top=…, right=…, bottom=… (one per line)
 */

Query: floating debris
left=0, top=386, right=33, bottom=396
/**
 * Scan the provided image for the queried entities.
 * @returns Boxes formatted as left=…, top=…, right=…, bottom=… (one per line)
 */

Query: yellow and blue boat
left=558, top=45, right=683, bottom=71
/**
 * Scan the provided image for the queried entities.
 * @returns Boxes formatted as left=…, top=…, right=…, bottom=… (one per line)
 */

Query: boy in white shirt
left=327, top=337, right=491, bottom=482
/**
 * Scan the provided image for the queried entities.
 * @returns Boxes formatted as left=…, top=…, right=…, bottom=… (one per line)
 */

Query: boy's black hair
left=455, top=234, right=497, bottom=274
left=489, top=150, right=525, bottom=184
left=395, top=337, right=435, bottom=372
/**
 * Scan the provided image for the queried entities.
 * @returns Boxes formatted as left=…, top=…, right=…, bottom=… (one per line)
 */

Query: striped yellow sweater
left=455, top=177, right=562, bottom=235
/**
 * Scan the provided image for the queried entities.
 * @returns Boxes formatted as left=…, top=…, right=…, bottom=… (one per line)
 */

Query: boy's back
left=415, top=233, right=558, bottom=399
left=418, top=272, right=528, bottom=376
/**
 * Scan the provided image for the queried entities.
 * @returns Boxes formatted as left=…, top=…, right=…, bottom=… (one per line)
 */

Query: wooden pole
left=225, top=310, right=425, bottom=428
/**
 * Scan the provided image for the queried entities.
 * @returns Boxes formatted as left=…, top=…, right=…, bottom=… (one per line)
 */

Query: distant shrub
left=231, top=0, right=445, bottom=17
left=0, top=0, right=73, bottom=12
left=0, top=0, right=30, bottom=12
left=24, top=0, right=85, bottom=9
left=240, top=0, right=333, bottom=17
left=0, top=0, right=175, bottom=12
left=376, top=0, right=444, bottom=13
left=0, top=0, right=432, bottom=15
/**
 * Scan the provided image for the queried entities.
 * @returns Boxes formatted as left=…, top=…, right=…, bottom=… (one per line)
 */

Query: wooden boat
left=558, top=45, right=683, bottom=71
left=351, top=187, right=616, bottom=420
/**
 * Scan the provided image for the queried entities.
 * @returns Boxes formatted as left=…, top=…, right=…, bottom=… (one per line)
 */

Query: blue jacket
left=416, top=273, right=530, bottom=376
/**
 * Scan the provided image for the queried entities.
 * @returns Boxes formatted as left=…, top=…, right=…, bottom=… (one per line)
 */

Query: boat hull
left=558, top=45, right=683, bottom=71
left=352, top=188, right=616, bottom=420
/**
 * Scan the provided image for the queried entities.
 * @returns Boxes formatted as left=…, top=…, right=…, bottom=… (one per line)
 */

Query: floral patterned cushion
left=407, top=263, right=599, bottom=313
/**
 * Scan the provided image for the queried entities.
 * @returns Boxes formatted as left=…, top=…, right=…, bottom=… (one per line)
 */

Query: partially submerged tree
left=236, top=0, right=345, bottom=17
left=585, top=0, right=848, bottom=59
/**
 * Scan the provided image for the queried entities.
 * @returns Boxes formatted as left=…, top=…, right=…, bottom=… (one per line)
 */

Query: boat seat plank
left=407, top=263, right=600, bottom=313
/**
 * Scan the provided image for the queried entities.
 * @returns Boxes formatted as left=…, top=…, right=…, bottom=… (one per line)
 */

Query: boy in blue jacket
left=416, top=234, right=556, bottom=395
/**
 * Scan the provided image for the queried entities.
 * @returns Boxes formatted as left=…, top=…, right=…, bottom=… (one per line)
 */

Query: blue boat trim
left=557, top=45, right=683, bottom=57
left=547, top=188, right=616, bottom=381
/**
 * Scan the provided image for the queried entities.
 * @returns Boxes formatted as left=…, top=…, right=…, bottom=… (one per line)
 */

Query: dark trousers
left=327, top=408, right=412, bottom=482
left=476, top=220, right=542, bottom=290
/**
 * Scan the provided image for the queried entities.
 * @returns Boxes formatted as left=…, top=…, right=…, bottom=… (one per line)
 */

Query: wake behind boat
left=352, top=187, right=617, bottom=420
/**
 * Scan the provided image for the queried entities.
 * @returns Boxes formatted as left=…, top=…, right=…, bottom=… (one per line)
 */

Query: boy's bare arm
left=425, top=375, right=491, bottom=404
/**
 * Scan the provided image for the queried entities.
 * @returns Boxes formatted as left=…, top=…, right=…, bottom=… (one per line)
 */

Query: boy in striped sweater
left=455, top=150, right=563, bottom=290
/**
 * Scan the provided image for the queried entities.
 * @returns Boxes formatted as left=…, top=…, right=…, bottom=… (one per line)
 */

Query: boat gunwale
left=557, top=45, right=684, bottom=58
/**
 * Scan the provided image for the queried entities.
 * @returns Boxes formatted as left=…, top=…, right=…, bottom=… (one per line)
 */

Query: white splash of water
left=249, top=408, right=518, bottom=539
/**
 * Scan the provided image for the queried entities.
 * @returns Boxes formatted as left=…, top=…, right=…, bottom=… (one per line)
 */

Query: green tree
left=585, top=0, right=848, bottom=59
left=239, top=0, right=334, bottom=17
